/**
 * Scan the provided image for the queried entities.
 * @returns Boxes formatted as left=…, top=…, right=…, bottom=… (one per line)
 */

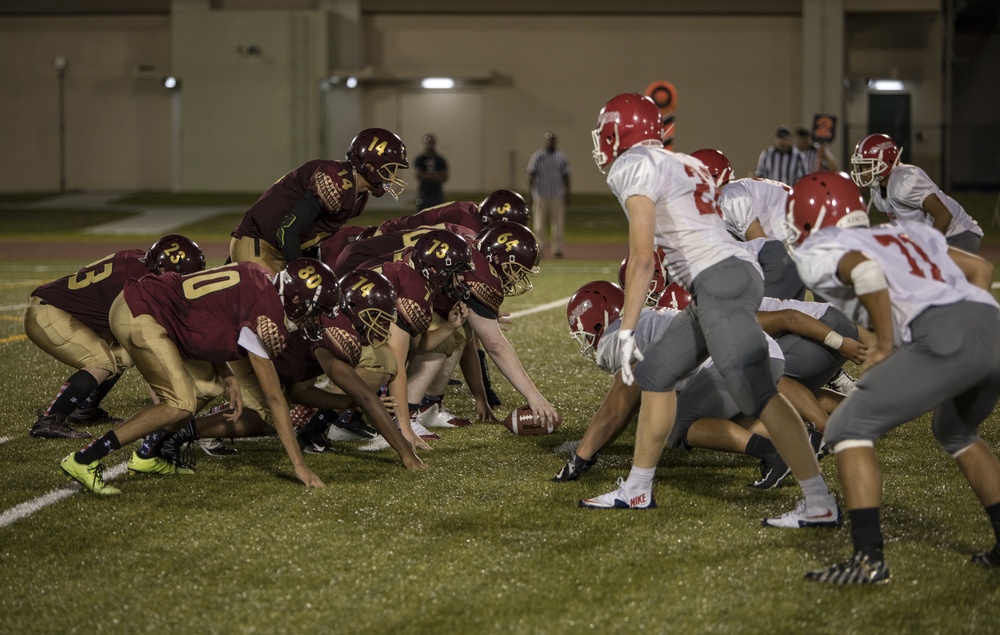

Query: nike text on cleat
left=195, top=437, right=238, bottom=456
left=826, top=367, right=858, bottom=395
left=127, top=451, right=194, bottom=475
left=60, top=453, right=121, bottom=495
left=579, top=478, right=656, bottom=509
left=761, top=498, right=842, bottom=528
left=552, top=451, right=598, bottom=483
left=805, top=550, right=890, bottom=584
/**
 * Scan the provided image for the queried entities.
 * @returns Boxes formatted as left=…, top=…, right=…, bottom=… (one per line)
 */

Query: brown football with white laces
left=502, top=405, right=561, bottom=436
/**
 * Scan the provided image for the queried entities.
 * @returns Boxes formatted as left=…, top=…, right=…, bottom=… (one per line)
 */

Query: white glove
left=618, top=329, right=644, bottom=386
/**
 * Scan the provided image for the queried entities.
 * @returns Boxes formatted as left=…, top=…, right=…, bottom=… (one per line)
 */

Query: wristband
left=823, top=330, right=844, bottom=350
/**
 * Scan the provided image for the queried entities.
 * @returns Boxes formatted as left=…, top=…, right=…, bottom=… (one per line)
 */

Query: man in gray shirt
left=527, top=131, right=571, bottom=258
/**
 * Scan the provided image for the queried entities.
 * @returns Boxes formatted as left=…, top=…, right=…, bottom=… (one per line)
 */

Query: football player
left=23, top=235, right=205, bottom=439
left=161, top=269, right=429, bottom=471
left=230, top=128, right=408, bottom=273
left=691, top=148, right=806, bottom=301
left=374, top=189, right=530, bottom=237
left=58, top=258, right=338, bottom=495
left=851, top=133, right=983, bottom=253
left=786, top=171, right=1000, bottom=584
left=583, top=93, right=835, bottom=525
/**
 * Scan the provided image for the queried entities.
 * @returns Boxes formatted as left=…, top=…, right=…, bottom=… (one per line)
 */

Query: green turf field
left=2, top=200, right=1000, bottom=633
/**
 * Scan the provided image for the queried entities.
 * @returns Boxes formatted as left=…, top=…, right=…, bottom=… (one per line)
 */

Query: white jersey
left=719, top=177, right=792, bottom=242
left=607, top=145, right=760, bottom=288
left=758, top=296, right=831, bottom=320
left=791, top=221, right=997, bottom=344
left=869, top=163, right=982, bottom=238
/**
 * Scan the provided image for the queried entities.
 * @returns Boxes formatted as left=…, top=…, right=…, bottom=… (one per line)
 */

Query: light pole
left=55, top=55, right=67, bottom=193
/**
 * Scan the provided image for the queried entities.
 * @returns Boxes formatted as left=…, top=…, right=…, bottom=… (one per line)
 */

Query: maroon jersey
left=271, top=313, right=362, bottom=384
left=375, top=201, right=484, bottom=236
left=32, top=249, right=150, bottom=333
left=433, top=247, right=504, bottom=320
left=233, top=159, right=369, bottom=251
left=123, top=262, right=288, bottom=363
left=363, top=260, right=433, bottom=336
left=331, top=224, right=476, bottom=276
left=319, top=225, right=373, bottom=270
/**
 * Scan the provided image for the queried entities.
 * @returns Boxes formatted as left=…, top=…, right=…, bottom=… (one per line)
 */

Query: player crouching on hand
left=59, top=258, right=340, bottom=495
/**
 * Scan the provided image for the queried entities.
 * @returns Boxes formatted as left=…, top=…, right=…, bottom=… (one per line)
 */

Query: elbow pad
left=850, top=259, right=888, bottom=295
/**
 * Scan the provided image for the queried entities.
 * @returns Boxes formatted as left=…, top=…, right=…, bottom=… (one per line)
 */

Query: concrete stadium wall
left=0, top=7, right=947, bottom=194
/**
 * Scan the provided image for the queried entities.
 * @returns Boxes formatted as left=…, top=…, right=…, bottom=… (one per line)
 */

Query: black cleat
left=552, top=451, right=598, bottom=483
left=66, top=407, right=123, bottom=426
left=327, top=409, right=377, bottom=441
left=29, top=414, right=92, bottom=439
left=750, top=452, right=791, bottom=490
left=805, top=550, right=890, bottom=584
left=806, top=422, right=829, bottom=460
left=971, top=547, right=1000, bottom=568
left=296, top=425, right=336, bottom=454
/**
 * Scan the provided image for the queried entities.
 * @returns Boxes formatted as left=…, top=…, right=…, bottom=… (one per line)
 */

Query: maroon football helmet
left=690, top=149, right=734, bottom=188
left=412, top=229, right=475, bottom=301
left=338, top=269, right=398, bottom=348
left=476, top=222, right=540, bottom=296
left=617, top=250, right=669, bottom=307
left=785, top=171, right=869, bottom=247
left=275, top=257, right=340, bottom=339
left=346, top=128, right=409, bottom=200
left=850, top=133, right=901, bottom=188
left=567, top=281, right=624, bottom=362
left=656, top=282, right=692, bottom=311
left=479, top=189, right=530, bottom=227
left=591, top=93, right=664, bottom=173
left=145, top=234, right=206, bottom=275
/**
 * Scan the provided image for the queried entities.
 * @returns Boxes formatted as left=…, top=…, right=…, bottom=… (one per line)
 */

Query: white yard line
left=0, top=462, right=128, bottom=529
left=508, top=297, right=570, bottom=319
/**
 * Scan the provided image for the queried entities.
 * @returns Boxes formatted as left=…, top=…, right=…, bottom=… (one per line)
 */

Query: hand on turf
left=295, top=464, right=326, bottom=489
left=618, top=329, right=644, bottom=386
left=475, top=398, right=498, bottom=423
left=403, top=454, right=430, bottom=470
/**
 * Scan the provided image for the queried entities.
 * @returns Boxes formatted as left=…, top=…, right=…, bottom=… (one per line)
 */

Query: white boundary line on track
left=0, top=296, right=571, bottom=529
left=0, top=461, right=128, bottom=529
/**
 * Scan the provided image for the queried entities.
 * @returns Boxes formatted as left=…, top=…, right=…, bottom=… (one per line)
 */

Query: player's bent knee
left=943, top=435, right=980, bottom=458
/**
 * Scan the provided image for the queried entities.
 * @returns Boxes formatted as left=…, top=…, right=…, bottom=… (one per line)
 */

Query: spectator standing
left=755, top=125, right=806, bottom=186
left=795, top=127, right=839, bottom=174
left=527, top=131, right=571, bottom=258
left=414, top=133, right=449, bottom=212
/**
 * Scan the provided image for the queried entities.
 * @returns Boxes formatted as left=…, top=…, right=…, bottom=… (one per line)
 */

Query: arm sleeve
left=276, top=192, right=323, bottom=263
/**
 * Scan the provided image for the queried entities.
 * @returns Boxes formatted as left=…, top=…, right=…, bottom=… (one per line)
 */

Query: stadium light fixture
left=421, top=77, right=455, bottom=90
left=868, top=79, right=904, bottom=91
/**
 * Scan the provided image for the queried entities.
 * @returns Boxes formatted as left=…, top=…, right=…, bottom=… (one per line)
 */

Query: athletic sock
left=136, top=428, right=172, bottom=458
left=624, top=466, right=656, bottom=492
left=45, top=371, right=99, bottom=418
left=78, top=373, right=123, bottom=411
left=849, top=507, right=884, bottom=557
left=743, top=433, right=777, bottom=459
left=799, top=473, right=832, bottom=504
left=75, top=431, right=121, bottom=464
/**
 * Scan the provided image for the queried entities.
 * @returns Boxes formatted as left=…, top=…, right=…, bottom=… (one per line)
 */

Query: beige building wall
left=0, top=4, right=947, bottom=194
left=0, top=16, right=172, bottom=192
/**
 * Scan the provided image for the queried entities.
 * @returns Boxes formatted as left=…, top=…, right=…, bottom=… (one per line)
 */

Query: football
left=502, top=405, right=562, bottom=436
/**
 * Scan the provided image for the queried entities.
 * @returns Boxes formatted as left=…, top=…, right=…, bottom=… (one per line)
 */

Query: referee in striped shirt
left=755, top=125, right=806, bottom=186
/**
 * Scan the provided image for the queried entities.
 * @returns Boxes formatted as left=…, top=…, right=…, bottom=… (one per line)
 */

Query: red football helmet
left=412, top=229, right=475, bottom=301
left=656, top=282, right=692, bottom=311
left=145, top=234, right=206, bottom=275
left=785, top=171, right=869, bottom=247
left=567, top=281, right=624, bottom=362
left=477, top=222, right=540, bottom=297
left=346, top=128, right=409, bottom=200
left=850, top=133, right=901, bottom=188
left=338, top=269, right=398, bottom=348
left=690, top=149, right=734, bottom=187
left=479, top=189, right=530, bottom=227
left=591, top=93, right=664, bottom=173
left=275, top=257, right=341, bottom=339
left=617, top=250, right=669, bottom=307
